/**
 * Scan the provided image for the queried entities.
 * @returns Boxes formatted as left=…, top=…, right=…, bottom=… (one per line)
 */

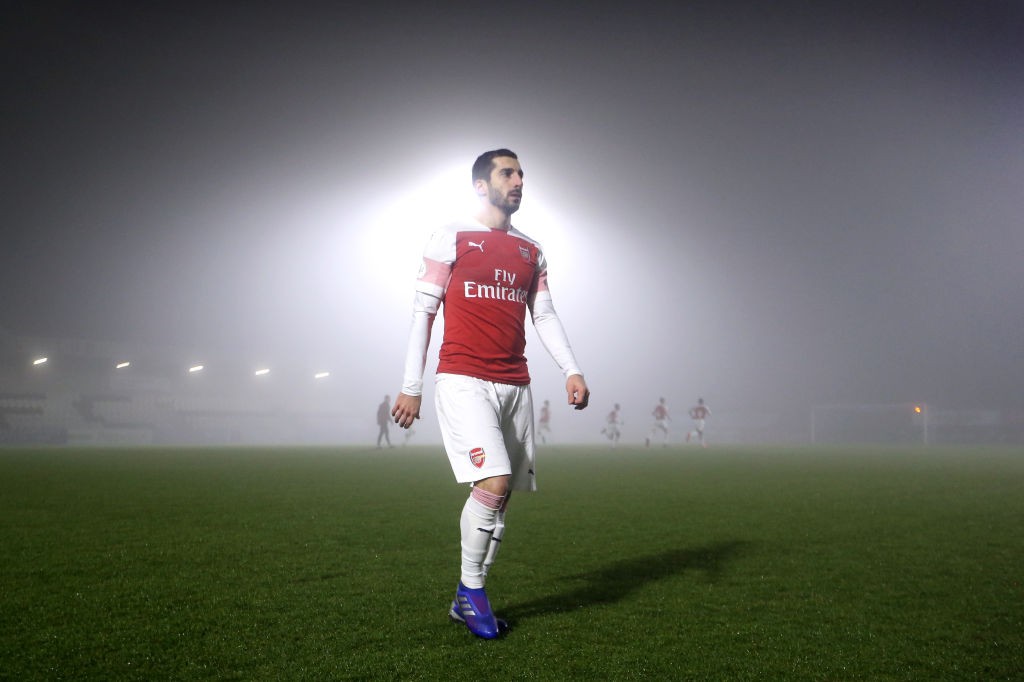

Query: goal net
left=810, top=402, right=928, bottom=445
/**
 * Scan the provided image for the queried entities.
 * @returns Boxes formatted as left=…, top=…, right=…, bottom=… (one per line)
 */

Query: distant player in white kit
left=645, top=397, right=671, bottom=447
left=686, top=397, right=711, bottom=447
left=391, top=149, right=590, bottom=640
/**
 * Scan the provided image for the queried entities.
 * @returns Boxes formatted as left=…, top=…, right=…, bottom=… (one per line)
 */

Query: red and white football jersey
left=415, top=221, right=547, bottom=385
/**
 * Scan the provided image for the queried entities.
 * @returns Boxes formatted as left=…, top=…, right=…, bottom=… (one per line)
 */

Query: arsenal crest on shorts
left=469, top=447, right=486, bottom=468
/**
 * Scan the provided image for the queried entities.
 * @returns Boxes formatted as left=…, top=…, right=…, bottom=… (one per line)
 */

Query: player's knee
left=471, top=484, right=507, bottom=510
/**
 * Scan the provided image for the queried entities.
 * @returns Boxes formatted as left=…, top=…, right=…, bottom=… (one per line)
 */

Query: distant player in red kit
left=645, top=397, right=671, bottom=447
left=686, top=397, right=711, bottom=447
left=391, top=149, right=590, bottom=640
left=538, top=399, right=552, bottom=444
left=601, top=403, right=622, bottom=448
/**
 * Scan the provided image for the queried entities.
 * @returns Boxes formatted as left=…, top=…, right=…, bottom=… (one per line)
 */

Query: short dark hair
left=472, top=148, right=518, bottom=183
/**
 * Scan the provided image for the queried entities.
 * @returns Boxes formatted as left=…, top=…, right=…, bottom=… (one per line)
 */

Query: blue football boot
left=448, top=582, right=508, bottom=639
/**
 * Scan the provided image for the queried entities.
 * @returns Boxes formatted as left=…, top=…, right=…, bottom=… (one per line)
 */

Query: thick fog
left=2, top=2, right=1021, bottom=444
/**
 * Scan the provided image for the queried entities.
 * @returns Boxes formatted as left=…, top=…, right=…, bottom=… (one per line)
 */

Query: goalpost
left=810, top=402, right=929, bottom=445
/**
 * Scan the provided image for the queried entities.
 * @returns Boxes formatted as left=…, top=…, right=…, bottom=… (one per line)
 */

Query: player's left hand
left=566, top=374, right=590, bottom=411
left=391, top=392, right=421, bottom=428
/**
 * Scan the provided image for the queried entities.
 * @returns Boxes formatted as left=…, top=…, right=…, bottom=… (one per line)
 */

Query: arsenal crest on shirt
left=469, top=447, right=486, bottom=468
left=519, top=245, right=531, bottom=263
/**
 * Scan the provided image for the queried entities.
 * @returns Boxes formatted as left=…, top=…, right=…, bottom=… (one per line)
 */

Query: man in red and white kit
left=538, top=399, right=552, bottom=444
left=391, top=149, right=590, bottom=640
left=645, top=397, right=671, bottom=447
left=686, top=397, right=711, bottom=447
left=601, top=403, right=623, bottom=448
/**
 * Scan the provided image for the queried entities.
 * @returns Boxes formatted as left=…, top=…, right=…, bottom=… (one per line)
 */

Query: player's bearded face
left=485, top=159, right=524, bottom=215
left=487, top=183, right=521, bottom=215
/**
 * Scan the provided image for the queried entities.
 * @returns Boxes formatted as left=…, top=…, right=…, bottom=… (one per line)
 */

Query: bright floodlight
left=33, top=357, right=48, bottom=366
left=188, top=365, right=204, bottom=373
left=314, top=371, right=330, bottom=379
left=116, top=361, right=131, bottom=369
left=254, top=368, right=270, bottom=376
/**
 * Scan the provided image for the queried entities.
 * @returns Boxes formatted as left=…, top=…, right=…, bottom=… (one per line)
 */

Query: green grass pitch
left=1, top=444, right=1021, bottom=680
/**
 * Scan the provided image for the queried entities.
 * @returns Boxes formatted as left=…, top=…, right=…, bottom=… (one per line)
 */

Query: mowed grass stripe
left=0, top=445, right=1021, bottom=680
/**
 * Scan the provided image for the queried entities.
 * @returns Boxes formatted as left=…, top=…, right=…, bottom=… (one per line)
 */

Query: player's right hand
left=391, top=393, right=421, bottom=428
left=566, top=374, right=590, bottom=411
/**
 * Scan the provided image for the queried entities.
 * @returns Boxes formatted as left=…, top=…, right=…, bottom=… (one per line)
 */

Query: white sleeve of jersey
left=531, top=290, right=583, bottom=379
left=399, top=228, right=455, bottom=396
left=400, top=290, right=440, bottom=397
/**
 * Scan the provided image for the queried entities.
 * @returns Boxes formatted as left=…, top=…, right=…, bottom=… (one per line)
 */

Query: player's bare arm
left=566, top=374, right=590, bottom=410
left=391, top=393, right=421, bottom=428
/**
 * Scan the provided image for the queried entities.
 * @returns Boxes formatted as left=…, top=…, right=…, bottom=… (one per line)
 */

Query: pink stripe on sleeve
left=418, top=257, right=451, bottom=288
left=536, top=269, right=549, bottom=293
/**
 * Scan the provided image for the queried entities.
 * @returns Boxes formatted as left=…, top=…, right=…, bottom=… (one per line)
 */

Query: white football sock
left=481, top=510, right=506, bottom=577
left=459, top=493, right=501, bottom=589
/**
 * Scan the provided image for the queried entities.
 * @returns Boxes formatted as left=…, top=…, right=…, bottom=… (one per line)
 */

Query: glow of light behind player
left=357, top=161, right=574, bottom=310
left=358, top=163, right=474, bottom=306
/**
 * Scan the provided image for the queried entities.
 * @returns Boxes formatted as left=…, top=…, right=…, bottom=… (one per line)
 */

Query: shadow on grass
left=502, top=541, right=749, bottom=622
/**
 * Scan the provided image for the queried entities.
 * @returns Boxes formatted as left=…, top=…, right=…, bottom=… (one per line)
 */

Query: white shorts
left=434, top=373, right=537, bottom=491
